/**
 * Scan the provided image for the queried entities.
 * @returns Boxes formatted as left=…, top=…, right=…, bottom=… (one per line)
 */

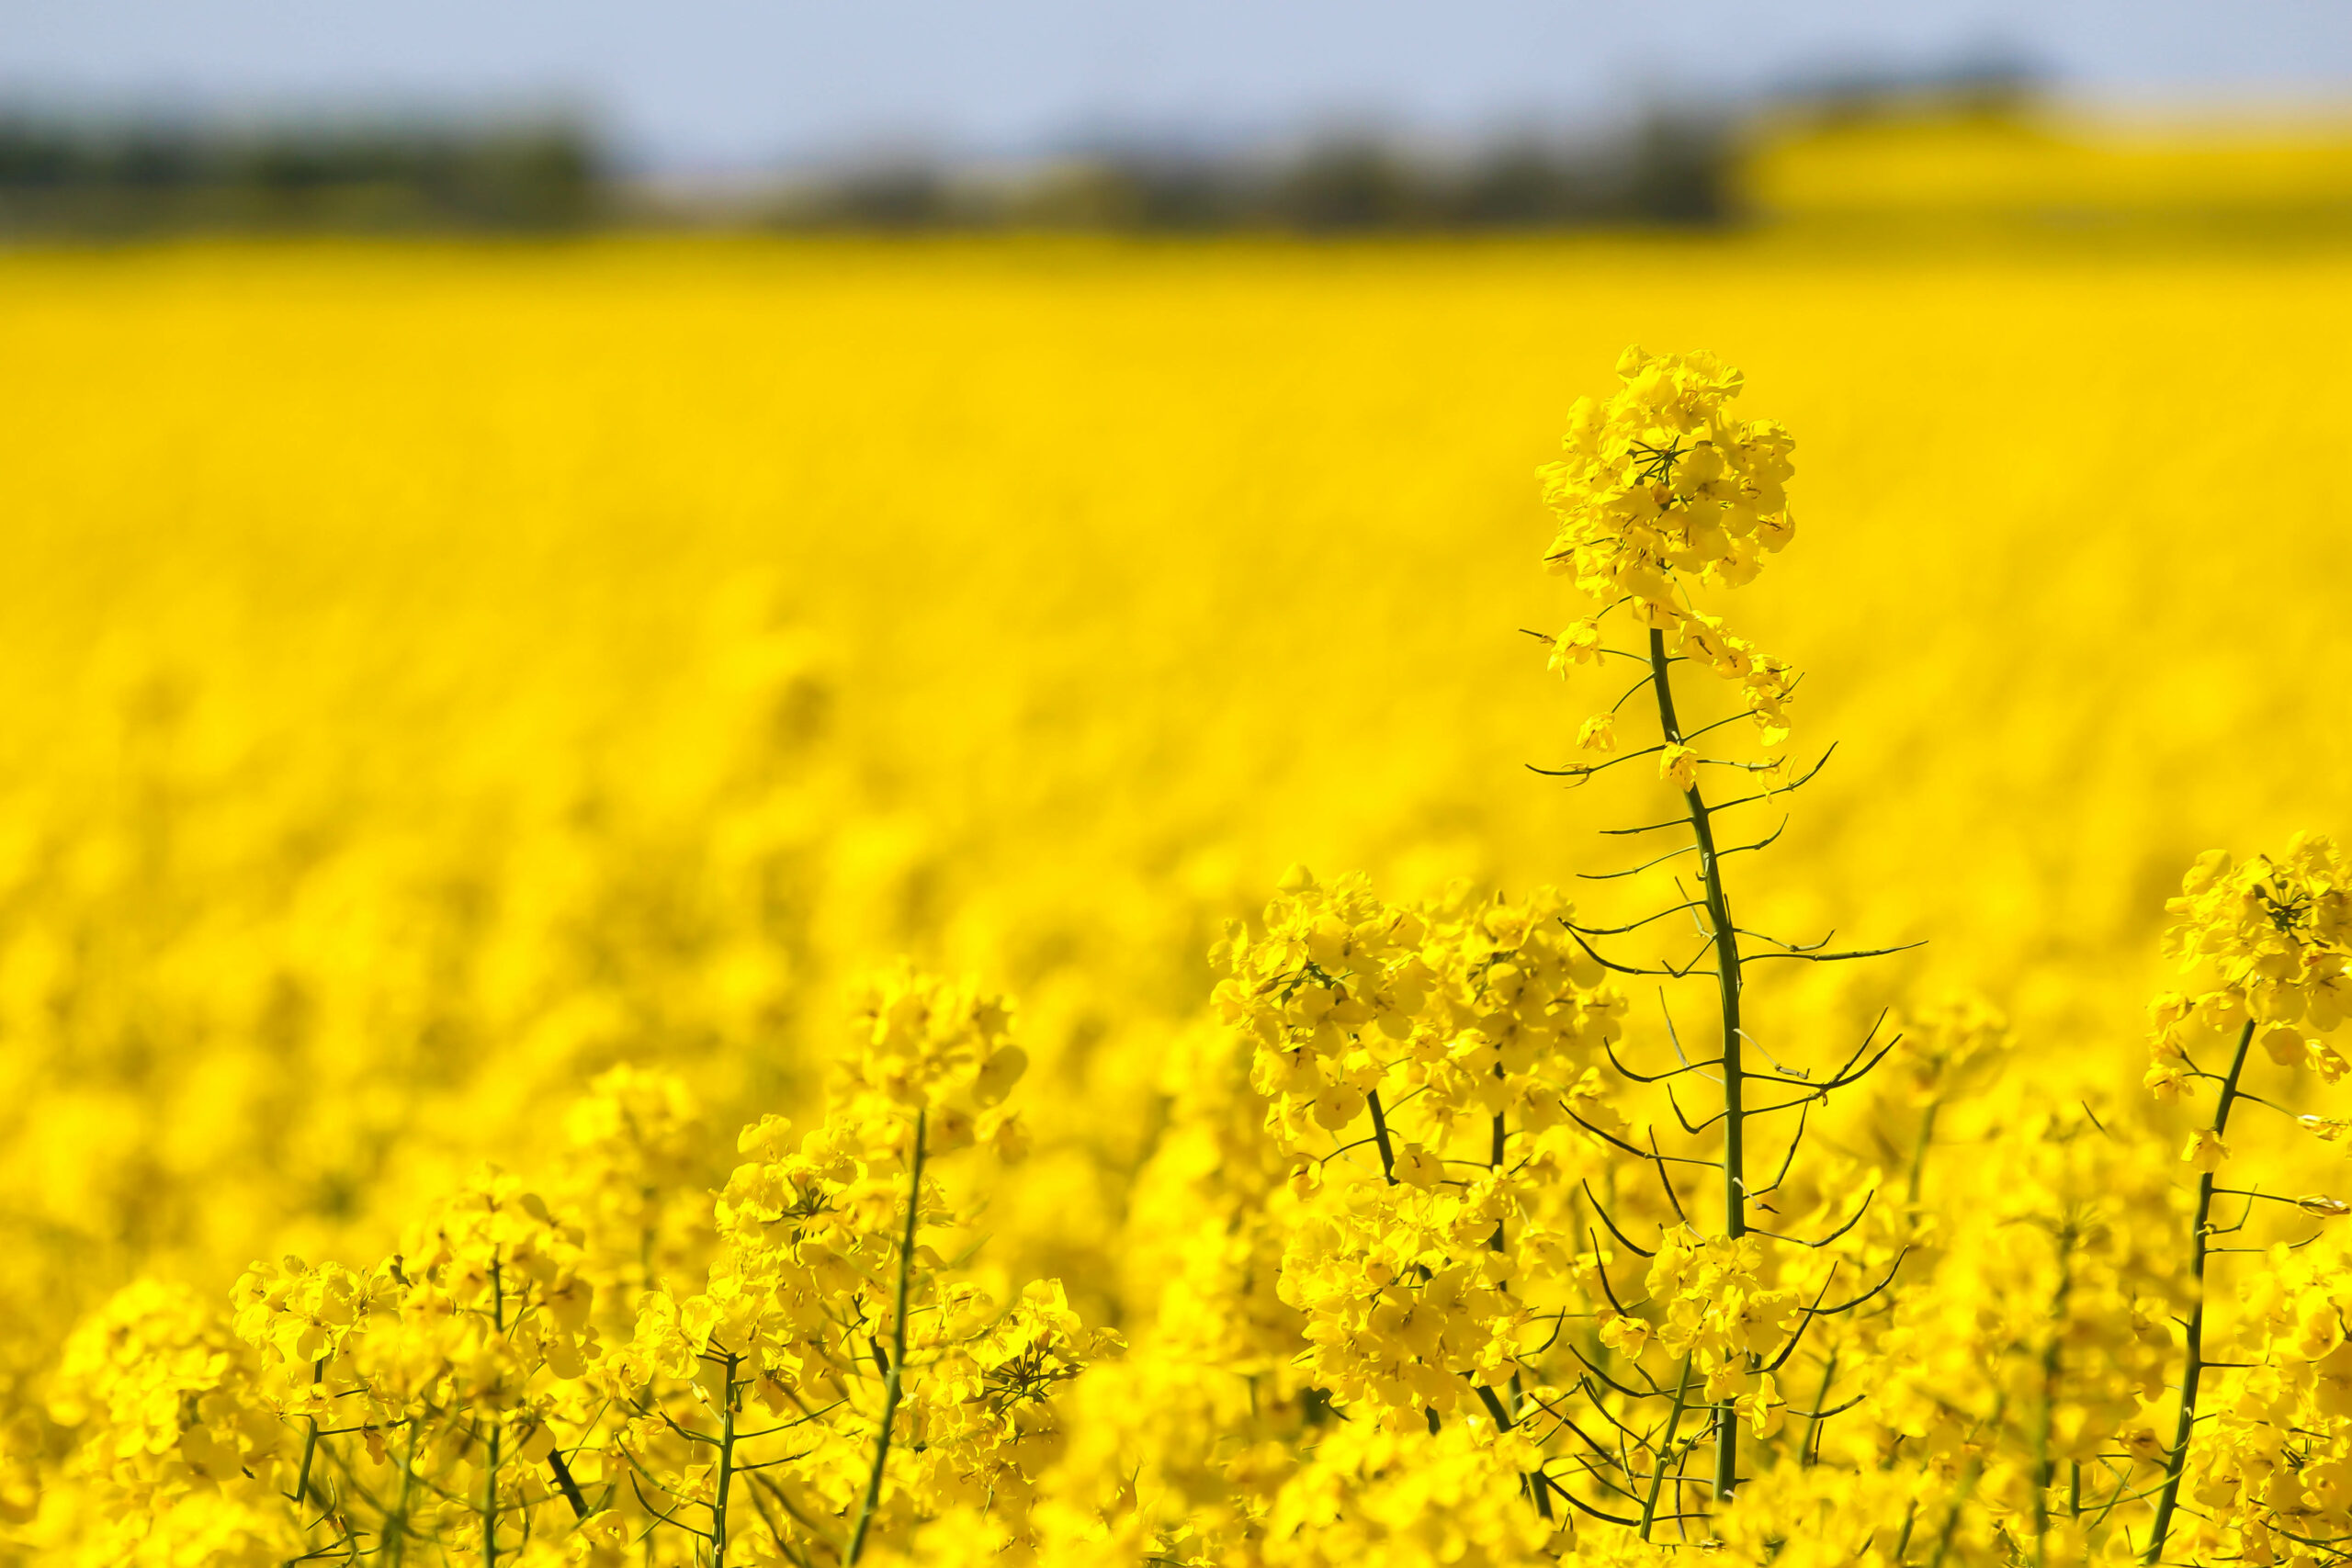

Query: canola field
left=5, top=232, right=2352, bottom=1566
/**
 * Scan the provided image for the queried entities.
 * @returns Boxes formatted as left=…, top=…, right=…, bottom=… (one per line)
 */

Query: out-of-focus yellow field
left=2, top=232, right=2349, bottom=1537
left=1742, top=106, right=2352, bottom=221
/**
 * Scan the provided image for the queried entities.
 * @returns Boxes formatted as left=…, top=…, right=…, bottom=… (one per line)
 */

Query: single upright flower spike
left=2142, top=835, right=2352, bottom=1566
left=1539, top=346, right=1799, bottom=746
left=2156, top=834, right=2352, bottom=1040
left=837, top=961, right=1030, bottom=1163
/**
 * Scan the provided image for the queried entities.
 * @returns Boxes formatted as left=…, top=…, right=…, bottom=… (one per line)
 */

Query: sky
left=2, top=0, right=2348, bottom=171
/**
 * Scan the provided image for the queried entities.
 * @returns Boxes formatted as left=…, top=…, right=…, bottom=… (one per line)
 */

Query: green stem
left=290, top=1355, right=326, bottom=1527
left=847, top=1110, right=926, bottom=1565
left=548, top=1449, right=590, bottom=1519
left=1803, top=1350, right=1838, bottom=1467
left=1647, top=627, right=1747, bottom=1502
left=385, top=1421, right=421, bottom=1568
left=2146, top=1016, right=2258, bottom=1564
left=1928, top=1444, right=1991, bottom=1568
left=1489, top=1099, right=1507, bottom=1252
left=1905, top=1100, right=1941, bottom=1206
left=1486, top=1096, right=1548, bottom=1519
left=487, top=1255, right=504, bottom=1568
left=1640, top=1356, right=1697, bottom=1540
left=1365, top=1090, right=1399, bottom=1185
left=2034, top=1236, right=2075, bottom=1568
left=293, top=1414, right=320, bottom=1509
left=484, top=1427, right=501, bottom=1568
left=640, top=1184, right=658, bottom=1301
left=714, top=1350, right=741, bottom=1568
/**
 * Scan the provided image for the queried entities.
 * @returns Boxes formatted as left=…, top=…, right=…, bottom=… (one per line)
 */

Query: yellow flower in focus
left=1660, top=743, right=1699, bottom=792
left=1540, top=345, right=1802, bottom=746
left=1550, top=619, right=1603, bottom=674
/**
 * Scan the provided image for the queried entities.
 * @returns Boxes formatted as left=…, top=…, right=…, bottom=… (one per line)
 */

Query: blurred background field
left=4, top=0, right=2352, bottom=1539
left=4, top=225, right=2350, bottom=1399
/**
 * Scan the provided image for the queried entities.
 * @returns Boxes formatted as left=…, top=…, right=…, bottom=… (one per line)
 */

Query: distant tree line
left=0, top=107, right=1736, bottom=236
left=0, top=116, right=597, bottom=234
left=778, top=115, right=1736, bottom=231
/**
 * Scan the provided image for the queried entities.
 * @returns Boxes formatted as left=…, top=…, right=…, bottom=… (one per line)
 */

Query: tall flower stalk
left=1537, top=347, right=1907, bottom=1510
left=847, top=1110, right=926, bottom=1566
left=2144, top=1017, right=2252, bottom=1562
left=1643, top=625, right=1751, bottom=1498
left=2143, top=839, right=2352, bottom=1563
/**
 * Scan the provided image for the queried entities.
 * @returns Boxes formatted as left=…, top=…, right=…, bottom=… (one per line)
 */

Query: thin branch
left=1566, top=1107, right=1721, bottom=1169
left=1582, top=1180, right=1657, bottom=1258
left=1528, top=742, right=1668, bottom=780
left=1663, top=1080, right=1710, bottom=1135
left=1814, top=1249, right=1909, bottom=1315
left=1763, top=1264, right=1843, bottom=1373
left=1583, top=1228, right=1632, bottom=1315
left=1564, top=925, right=1689, bottom=977
left=1716, top=815, right=1792, bottom=857
left=1747, top=1032, right=1902, bottom=1097
left=1744, top=940, right=1926, bottom=968
left=1754, top=1097, right=1813, bottom=1199
left=1534, top=1472, right=1645, bottom=1529
left=1564, top=901, right=1709, bottom=938
left=1600, top=1034, right=1717, bottom=1085
left=1736, top=925, right=1839, bottom=954
left=630, top=1475, right=710, bottom=1541
left=1649, top=1131, right=1696, bottom=1224
left=1578, top=844, right=1702, bottom=883
left=1560, top=1342, right=1657, bottom=1403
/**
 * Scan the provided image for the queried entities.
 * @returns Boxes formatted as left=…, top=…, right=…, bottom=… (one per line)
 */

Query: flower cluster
left=1252, top=1418, right=1565, bottom=1568
left=1212, top=869, right=1629, bottom=1427
left=559, top=1064, right=715, bottom=1326
left=2151, top=835, right=2352, bottom=1123
left=1540, top=346, right=1801, bottom=749
left=1628, top=1234, right=1806, bottom=1429
left=836, top=962, right=1032, bottom=1164
left=2181, top=1238, right=2352, bottom=1566
left=1213, top=869, right=1626, bottom=1154
left=233, top=1168, right=604, bottom=1565
left=607, top=965, right=1110, bottom=1566
left=43, top=1280, right=297, bottom=1567
left=1865, top=1096, right=2186, bottom=1562
left=2137, top=837, right=2352, bottom=1564
left=25, top=968, right=1111, bottom=1568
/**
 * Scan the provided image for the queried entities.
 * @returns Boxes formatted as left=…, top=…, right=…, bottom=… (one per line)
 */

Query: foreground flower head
left=1541, top=345, right=1799, bottom=746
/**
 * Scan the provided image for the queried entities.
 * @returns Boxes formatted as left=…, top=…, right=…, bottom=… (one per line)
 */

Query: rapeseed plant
left=2, top=236, right=2351, bottom=1568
